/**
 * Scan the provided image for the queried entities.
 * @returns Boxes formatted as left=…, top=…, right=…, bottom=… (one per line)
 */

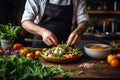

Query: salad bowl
left=40, top=45, right=83, bottom=63
left=40, top=52, right=83, bottom=63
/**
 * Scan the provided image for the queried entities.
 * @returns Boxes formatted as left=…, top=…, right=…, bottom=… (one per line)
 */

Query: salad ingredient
left=13, top=43, right=23, bottom=50
left=26, top=52, right=35, bottom=59
left=63, top=54, right=73, bottom=58
left=42, top=48, right=48, bottom=51
left=110, top=59, right=120, bottom=68
left=107, top=53, right=120, bottom=68
left=78, top=63, right=101, bottom=69
left=107, top=54, right=117, bottom=64
left=42, top=45, right=82, bottom=58
left=116, top=52, right=120, bottom=60
left=0, top=53, right=79, bottom=80
left=0, top=55, right=63, bottom=80
left=0, top=23, right=21, bottom=40
left=19, top=48, right=29, bottom=55
left=35, top=50, right=41, bottom=57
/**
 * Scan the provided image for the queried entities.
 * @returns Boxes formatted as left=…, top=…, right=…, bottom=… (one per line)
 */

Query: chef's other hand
left=41, top=29, right=58, bottom=46
left=67, top=32, right=81, bottom=46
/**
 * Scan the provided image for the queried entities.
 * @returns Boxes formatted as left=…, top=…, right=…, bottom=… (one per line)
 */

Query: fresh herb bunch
left=0, top=55, right=60, bottom=80
left=0, top=50, right=77, bottom=80
left=0, top=23, right=21, bottom=40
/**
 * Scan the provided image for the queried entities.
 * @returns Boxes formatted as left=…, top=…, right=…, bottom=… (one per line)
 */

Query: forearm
left=73, top=21, right=89, bottom=36
left=21, top=20, right=46, bottom=36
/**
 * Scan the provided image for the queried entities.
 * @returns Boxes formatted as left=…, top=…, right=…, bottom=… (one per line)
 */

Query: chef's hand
left=67, top=32, right=81, bottom=46
left=41, top=29, right=58, bottom=46
left=66, top=21, right=89, bottom=46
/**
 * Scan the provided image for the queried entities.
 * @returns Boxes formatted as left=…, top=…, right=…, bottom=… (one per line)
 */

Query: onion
left=116, top=52, right=120, bottom=60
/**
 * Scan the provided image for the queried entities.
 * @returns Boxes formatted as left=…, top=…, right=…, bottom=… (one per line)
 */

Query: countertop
left=39, top=54, right=120, bottom=80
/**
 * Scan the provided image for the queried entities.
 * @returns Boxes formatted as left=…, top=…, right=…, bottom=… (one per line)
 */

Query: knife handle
left=24, top=38, right=42, bottom=42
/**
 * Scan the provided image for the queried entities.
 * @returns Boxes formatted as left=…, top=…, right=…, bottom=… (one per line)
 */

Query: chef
left=21, top=0, right=89, bottom=48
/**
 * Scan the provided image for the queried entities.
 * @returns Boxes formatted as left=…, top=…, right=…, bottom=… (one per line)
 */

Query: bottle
left=111, top=22, right=114, bottom=32
left=103, top=2, right=107, bottom=10
left=114, top=0, right=117, bottom=11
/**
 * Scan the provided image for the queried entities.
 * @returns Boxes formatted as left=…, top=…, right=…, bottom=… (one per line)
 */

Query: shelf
left=87, top=10, right=120, bottom=14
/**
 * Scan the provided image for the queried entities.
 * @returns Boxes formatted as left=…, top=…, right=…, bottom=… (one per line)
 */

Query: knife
left=24, top=38, right=43, bottom=42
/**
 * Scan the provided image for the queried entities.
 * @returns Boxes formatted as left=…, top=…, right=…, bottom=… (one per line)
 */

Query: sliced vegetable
left=42, top=45, right=82, bottom=58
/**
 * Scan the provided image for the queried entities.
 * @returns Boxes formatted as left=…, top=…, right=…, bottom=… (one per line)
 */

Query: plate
left=40, top=52, right=84, bottom=63
left=94, top=33, right=108, bottom=37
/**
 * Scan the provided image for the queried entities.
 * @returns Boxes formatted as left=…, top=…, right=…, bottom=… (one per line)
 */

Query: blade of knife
left=24, top=38, right=43, bottom=42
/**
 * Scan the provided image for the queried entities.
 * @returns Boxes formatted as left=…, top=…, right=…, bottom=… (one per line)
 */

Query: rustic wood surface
left=39, top=53, right=120, bottom=80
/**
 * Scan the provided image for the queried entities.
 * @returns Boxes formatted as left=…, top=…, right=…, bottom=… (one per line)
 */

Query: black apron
left=32, top=0, right=73, bottom=48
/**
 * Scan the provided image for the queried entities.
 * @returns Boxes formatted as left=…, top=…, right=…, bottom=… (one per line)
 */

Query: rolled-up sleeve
left=21, top=0, right=39, bottom=23
left=77, top=0, right=89, bottom=24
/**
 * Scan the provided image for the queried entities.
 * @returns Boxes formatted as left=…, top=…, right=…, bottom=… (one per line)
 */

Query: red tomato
left=13, top=43, right=23, bottom=50
left=26, top=53, right=35, bottom=59
left=110, top=59, right=120, bottom=68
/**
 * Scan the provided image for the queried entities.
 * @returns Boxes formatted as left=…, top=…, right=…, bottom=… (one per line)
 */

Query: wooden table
left=39, top=54, right=120, bottom=80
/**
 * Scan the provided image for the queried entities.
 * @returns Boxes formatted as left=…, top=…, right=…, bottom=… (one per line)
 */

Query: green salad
left=42, top=45, right=82, bottom=58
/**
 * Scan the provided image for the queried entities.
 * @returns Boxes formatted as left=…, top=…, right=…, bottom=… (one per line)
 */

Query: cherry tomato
left=42, top=48, right=47, bottom=51
left=19, top=48, right=29, bottom=55
left=107, top=54, right=117, bottom=64
left=13, top=43, right=23, bottom=50
left=35, top=50, right=41, bottom=57
left=26, top=52, right=35, bottom=59
left=110, top=59, right=120, bottom=68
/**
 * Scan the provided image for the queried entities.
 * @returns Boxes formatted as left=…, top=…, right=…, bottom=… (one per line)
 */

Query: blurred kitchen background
left=0, top=0, right=32, bottom=46
left=0, top=0, right=120, bottom=47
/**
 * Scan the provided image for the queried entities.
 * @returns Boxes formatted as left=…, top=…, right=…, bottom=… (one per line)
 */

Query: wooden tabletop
left=39, top=54, right=120, bottom=80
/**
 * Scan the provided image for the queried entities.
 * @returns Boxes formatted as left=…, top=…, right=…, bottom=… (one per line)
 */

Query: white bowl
left=84, top=44, right=112, bottom=59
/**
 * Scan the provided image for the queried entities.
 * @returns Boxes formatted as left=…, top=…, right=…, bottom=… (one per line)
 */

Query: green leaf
left=0, top=23, right=21, bottom=40
left=0, top=54, right=74, bottom=80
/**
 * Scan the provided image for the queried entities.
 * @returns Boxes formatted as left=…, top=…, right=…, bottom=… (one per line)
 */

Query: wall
left=0, top=0, right=26, bottom=25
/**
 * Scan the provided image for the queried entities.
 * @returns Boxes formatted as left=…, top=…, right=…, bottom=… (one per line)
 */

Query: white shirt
left=21, top=0, right=89, bottom=24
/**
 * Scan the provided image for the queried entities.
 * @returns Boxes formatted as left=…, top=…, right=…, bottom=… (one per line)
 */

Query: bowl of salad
left=40, top=45, right=83, bottom=63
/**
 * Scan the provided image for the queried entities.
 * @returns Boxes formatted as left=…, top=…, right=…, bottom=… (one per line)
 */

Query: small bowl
left=84, top=44, right=112, bottom=59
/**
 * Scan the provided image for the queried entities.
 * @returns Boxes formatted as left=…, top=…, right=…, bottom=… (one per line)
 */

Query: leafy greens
left=0, top=23, right=21, bottom=40
left=0, top=54, right=77, bottom=80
